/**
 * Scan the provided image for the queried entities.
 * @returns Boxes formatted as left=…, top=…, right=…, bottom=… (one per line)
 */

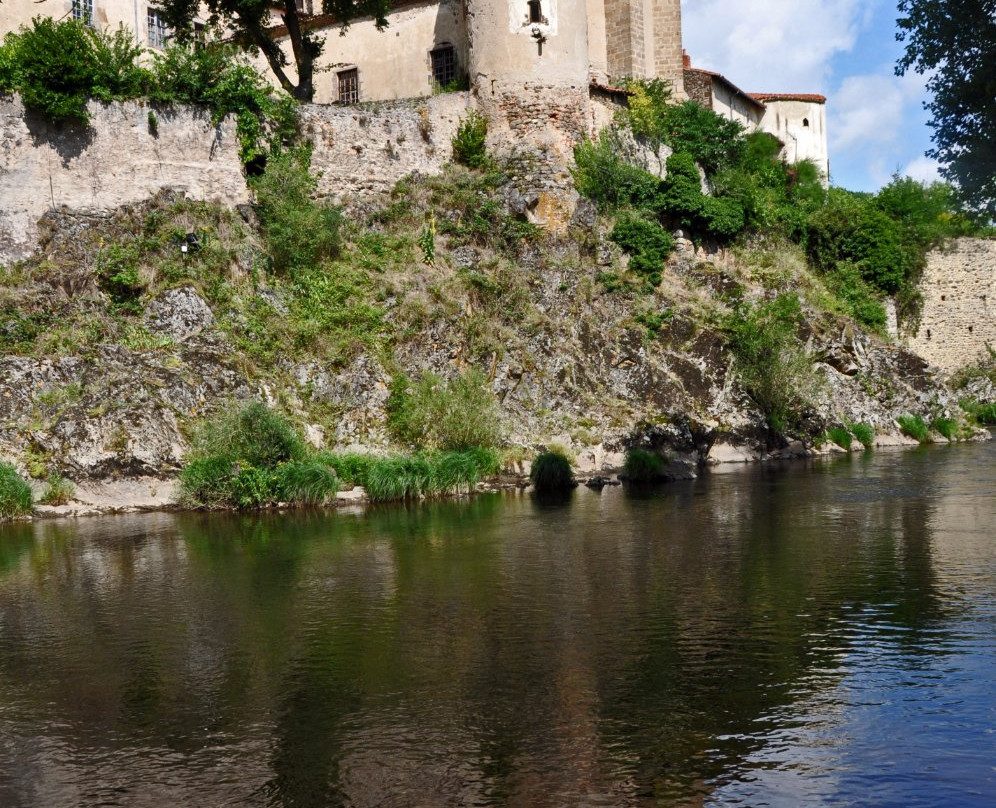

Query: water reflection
left=0, top=442, right=993, bottom=807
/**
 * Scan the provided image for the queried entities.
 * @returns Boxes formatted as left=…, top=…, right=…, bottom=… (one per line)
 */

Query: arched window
left=528, top=0, right=543, bottom=24
left=802, top=117, right=810, bottom=128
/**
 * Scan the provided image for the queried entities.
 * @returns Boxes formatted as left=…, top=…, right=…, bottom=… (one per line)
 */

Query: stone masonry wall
left=906, top=238, right=996, bottom=373
left=300, top=92, right=469, bottom=202
left=0, top=96, right=249, bottom=265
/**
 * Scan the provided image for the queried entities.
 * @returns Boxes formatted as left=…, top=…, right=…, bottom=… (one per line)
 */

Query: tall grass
left=0, top=462, right=33, bottom=518
left=622, top=448, right=665, bottom=482
left=530, top=451, right=575, bottom=492
left=826, top=426, right=853, bottom=450
left=275, top=460, right=339, bottom=504
left=361, top=448, right=500, bottom=503
left=848, top=422, right=875, bottom=449
left=39, top=472, right=75, bottom=505
left=897, top=414, right=930, bottom=443
left=930, top=417, right=958, bottom=441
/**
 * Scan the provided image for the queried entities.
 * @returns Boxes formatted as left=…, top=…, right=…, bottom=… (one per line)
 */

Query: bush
left=39, top=472, right=75, bottom=505
left=724, top=293, right=819, bottom=433
left=365, top=454, right=436, bottom=502
left=0, top=462, right=33, bottom=519
left=960, top=399, right=996, bottom=425
left=848, top=422, right=875, bottom=449
left=253, top=148, right=343, bottom=275
left=452, top=110, right=488, bottom=169
left=530, top=451, right=575, bottom=492
left=823, top=262, right=887, bottom=332
left=315, top=452, right=373, bottom=488
left=826, top=426, right=853, bottom=450
left=622, top=448, right=665, bottom=482
left=386, top=369, right=503, bottom=451
left=610, top=214, right=674, bottom=282
left=897, top=414, right=930, bottom=443
left=190, top=401, right=305, bottom=469
left=656, top=152, right=704, bottom=225
left=178, top=455, right=237, bottom=508
left=572, top=131, right=662, bottom=210
left=930, top=417, right=958, bottom=440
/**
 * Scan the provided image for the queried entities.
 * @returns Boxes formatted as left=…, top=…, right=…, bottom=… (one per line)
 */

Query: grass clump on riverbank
left=530, top=451, right=575, bottom=492
left=179, top=401, right=341, bottom=509
left=0, top=462, right=33, bottom=518
left=622, top=448, right=665, bottom=482
left=897, top=414, right=930, bottom=443
left=826, top=426, right=853, bottom=450
left=848, top=422, right=875, bottom=449
left=362, top=449, right=499, bottom=503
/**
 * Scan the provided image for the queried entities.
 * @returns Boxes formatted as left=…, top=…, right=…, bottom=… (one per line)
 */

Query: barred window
left=430, top=45, right=457, bottom=89
left=72, top=0, right=94, bottom=25
left=338, top=69, right=359, bottom=105
left=147, top=9, right=168, bottom=49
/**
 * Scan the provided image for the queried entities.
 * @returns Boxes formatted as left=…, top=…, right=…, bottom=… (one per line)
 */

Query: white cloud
left=902, top=155, right=941, bottom=183
left=680, top=0, right=870, bottom=91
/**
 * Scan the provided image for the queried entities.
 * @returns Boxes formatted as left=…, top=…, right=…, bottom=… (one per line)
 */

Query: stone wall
left=906, top=238, right=996, bottom=373
left=301, top=92, right=469, bottom=201
left=0, top=96, right=249, bottom=265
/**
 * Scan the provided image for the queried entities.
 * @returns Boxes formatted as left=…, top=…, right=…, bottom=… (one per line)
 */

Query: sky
left=680, top=0, right=940, bottom=192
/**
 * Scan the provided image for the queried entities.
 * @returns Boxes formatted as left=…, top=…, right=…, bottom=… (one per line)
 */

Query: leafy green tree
left=896, top=0, right=996, bottom=217
left=156, top=0, right=391, bottom=101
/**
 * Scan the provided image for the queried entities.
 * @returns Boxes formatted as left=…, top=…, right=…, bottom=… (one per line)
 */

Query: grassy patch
left=38, top=472, right=75, bottom=506
left=530, top=451, right=575, bottom=492
left=848, top=421, right=875, bottom=449
left=930, top=417, right=958, bottom=441
left=897, top=414, right=930, bottom=443
left=826, top=425, right=853, bottom=450
left=622, top=448, right=665, bottom=481
left=0, top=463, right=33, bottom=519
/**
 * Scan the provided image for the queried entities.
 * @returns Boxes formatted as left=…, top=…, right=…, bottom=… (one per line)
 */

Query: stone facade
left=0, top=96, right=248, bottom=265
left=906, top=238, right=996, bottom=373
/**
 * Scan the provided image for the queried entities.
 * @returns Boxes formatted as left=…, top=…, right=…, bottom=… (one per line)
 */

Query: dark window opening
left=147, top=9, right=168, bottom=49
left=431, top=45, right=457, bottom=89
left=338, top=69, right=359, bottom=105
left=802, top=117, right=810, bottom=127
left=528, top=0, right=543, bottom=24
left=72, top=0, right=94, bottom=25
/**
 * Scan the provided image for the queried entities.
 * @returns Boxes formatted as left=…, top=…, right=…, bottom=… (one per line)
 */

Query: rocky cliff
left=1, top=169, right=979, bottom=511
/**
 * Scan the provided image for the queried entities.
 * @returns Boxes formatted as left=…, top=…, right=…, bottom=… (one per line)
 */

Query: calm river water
left=0, top=441, right=994, bottom=808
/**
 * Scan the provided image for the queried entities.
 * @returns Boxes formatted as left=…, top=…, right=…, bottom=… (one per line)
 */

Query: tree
left=156, top=0, right=390, bottom=102
left=896, top=0, right=996, bottom=218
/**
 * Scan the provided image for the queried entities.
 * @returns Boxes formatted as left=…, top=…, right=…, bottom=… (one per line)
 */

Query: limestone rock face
left=144, top=286, right=215, bottom=342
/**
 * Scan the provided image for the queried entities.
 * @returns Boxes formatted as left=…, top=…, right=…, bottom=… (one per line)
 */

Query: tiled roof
left=749, top=93, right=827, bottom=104
left=684, top=68, right=765, bottom=110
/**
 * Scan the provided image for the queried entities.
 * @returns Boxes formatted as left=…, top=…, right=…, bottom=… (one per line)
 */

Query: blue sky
left=680, top=0, right=940, bottom=192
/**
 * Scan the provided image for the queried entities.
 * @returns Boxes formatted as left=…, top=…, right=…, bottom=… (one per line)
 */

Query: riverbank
left=17, top=431, right=983, bottom=521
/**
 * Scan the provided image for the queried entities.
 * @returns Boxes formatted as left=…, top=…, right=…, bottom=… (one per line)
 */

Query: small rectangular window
left=430, top=45, right=457, bottom=89
left=147, top=9, right=168, bottom=49
left=528, top=0, right=543, bottom=24
left=338, top=69, right=359, bottom=105
left=72, top=0, right=94, bottom=25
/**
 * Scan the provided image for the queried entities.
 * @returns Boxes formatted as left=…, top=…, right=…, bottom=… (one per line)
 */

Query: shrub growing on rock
left=0, top=463, right=33, bottom=519
left=452, top=111, right=488, bottom=169
left=530, top=451, right=575, bottom=492
left=609, top=214, right=674, bottom=283
left=848, top=422, right=875, bottom=449
left=897, top=414, right=930, bottom=443
left=39, top=472, right=75, bottom=506
left=622, top=448, right=665, bottom=482
left=826, top=426, right=853, bottom=450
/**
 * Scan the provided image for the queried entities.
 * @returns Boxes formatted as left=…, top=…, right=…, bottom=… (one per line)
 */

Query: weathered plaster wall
left=1, top=0, right=175, bottom=50
left=906, top=238, right=996, bottom=373
left=0, top=96, right=248, bottom=265
left=757, top=98, right=829, bottom=179
left=293, top=93, right=470, bottom=201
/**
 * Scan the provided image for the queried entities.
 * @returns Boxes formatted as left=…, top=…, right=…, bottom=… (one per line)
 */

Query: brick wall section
left=906, top=238, right=996, bottom=372
left=653, top=0, right=685, bottom=95
left=604, top=0, right=636, bottom=78
left=682, top=68, right=713, bottom=107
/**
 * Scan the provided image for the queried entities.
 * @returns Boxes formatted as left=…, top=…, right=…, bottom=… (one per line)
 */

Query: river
left=0, top=440, right=993, bottom=807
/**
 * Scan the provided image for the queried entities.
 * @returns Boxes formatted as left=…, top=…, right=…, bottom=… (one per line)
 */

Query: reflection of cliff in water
left=0, top=442, right=991, bottom=807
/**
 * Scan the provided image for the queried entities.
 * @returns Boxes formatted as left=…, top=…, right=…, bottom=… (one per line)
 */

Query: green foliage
left=896, top=0, right=996, bottom=217
left=0, top=19, right=294, bottom=160
left=572, top=131, right=662, bottom=210
left=897, top=414, right=930, bottom=443
left=314, top=452, right=373, bottom=488
left=827, top=426, right=853, bottom=450
left=699, top=195, right=746, bottom=240
left=610, top=214, right=674, bottom=283
left=189, top=401, right=306, bottom=469
left=452, top=110, right=489, bottom=169
left=822, top=262, right=888, bottom=332
left=657, top=152, right=703, bottom=223
left=0, top=462, right=33, bottom=518
left=617, top=80, right=746, bottom=175
left=724, top=292, right=819, bottom=433
left=848, top=421, right=875, bottom=449
left=95, top=243, right=146, bottom=311
left=960, top=400, right=996, bottom=425
left=386, top=369, right=503, bottom=451
left=360, top=449, right=497, bottom=502
left=252, top=148, right=343, bottom=275
left=622, top=448, right=665, bottom=482
left=39, top=472, right=75, bottom=506
left=0, top=18, right=148, bottom=125
left=530, top=451, right=575, bottom=492
left=274, top=460, right=340, bottom=504
left=930, top=417, right=958, bottom=440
